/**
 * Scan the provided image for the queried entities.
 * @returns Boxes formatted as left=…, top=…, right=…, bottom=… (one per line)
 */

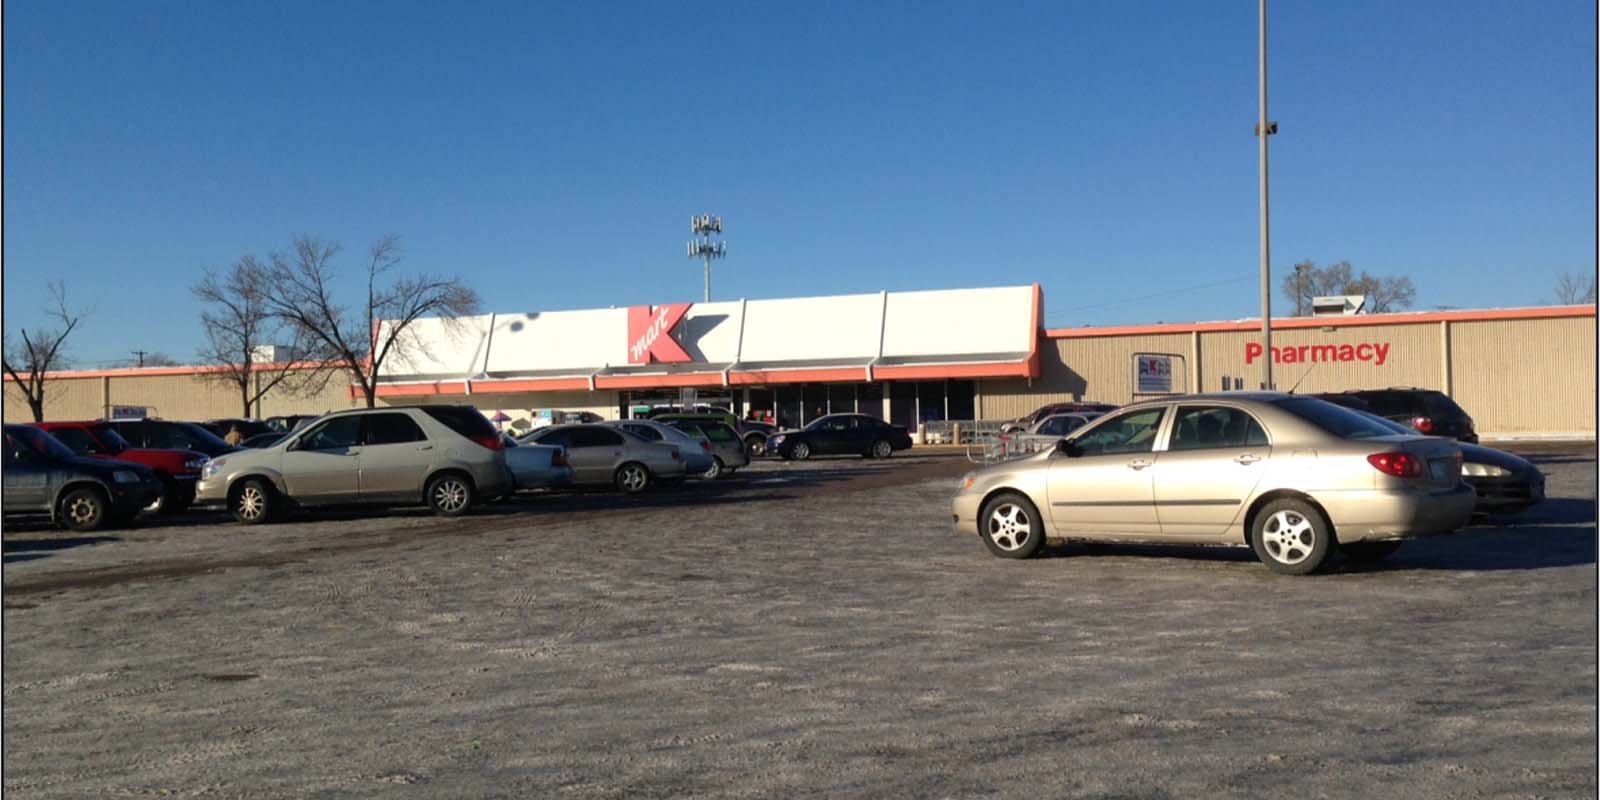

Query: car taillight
left=552, top=448, right=567, bottom=466
left=670, top=447, right=683, bottom=460
left=470, top=433, right=503, bottom=451
left=701, top=440, right=711, bottom=451
left=1368, top=452, right=1423, bottom=478
left=1411, top=416, right=1434, bottom=434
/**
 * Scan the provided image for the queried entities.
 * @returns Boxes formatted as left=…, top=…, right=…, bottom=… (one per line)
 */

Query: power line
left=1044, top=274, right=1257, bottom=321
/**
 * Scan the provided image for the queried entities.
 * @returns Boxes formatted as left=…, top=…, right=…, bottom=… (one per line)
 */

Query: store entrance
left=620, top=388, right=735, bottom=419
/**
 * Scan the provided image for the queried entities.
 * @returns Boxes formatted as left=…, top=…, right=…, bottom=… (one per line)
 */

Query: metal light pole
left=688, top=215, right=727, bottom=302
left=1256, top=0, right=1278, bottom=389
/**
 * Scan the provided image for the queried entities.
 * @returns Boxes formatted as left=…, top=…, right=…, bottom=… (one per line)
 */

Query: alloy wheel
left=1261, top=509, right=1315, bottom=565
left=432, top=478, right=469, bottom=513
left=986, top=503, right=1033, bottom=552
left=236, top=484, right=267, bottom=521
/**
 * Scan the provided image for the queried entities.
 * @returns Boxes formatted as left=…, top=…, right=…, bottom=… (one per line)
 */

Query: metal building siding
left=979, top=333, right=1193, bottom=419
left=1449, top=317, right=1596, bottom=434
left=1197, top=324, right=1443, bottom=395
left=3, top=377, right=103, bottom=422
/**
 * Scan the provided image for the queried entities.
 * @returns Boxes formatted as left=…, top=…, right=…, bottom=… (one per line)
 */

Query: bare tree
left=259, top=235, right=480, bottom=408
left=193, top=256, right=334, bottom=416
left=3, top=281, right=90, bottom=422
left=1281, top=260, right=1417, bottom=315
left=1551, top=271, right=1597, bottom=305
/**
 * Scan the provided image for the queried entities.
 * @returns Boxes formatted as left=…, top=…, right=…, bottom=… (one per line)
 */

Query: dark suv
left=3, top=424, right=162, bottom=530
left=105, top=418, right=241, bottom=458
left=1317, top=388, right=1478, bottom=443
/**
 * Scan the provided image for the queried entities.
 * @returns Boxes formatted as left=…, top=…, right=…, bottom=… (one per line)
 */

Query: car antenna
left=1286, top=361, right=1317, bottom=395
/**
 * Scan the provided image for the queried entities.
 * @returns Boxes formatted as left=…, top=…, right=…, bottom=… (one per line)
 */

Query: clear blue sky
left=5, top=0, right=1595, bottom=367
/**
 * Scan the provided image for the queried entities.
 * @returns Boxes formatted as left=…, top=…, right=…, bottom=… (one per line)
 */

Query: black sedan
left=1348, top=409, right=1543, bottom=514
left=3, top=424, right=163, bottom=531
left=765, top=414, right=913, bottom=460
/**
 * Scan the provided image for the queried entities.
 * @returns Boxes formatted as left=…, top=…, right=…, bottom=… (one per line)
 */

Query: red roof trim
left=1043, top=304, right=1598, bottom=339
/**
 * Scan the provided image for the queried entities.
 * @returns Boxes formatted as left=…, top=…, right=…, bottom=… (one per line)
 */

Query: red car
left=30, top=421, right=208, bottom=513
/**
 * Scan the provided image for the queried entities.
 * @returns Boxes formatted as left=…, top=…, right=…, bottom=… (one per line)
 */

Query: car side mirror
left=1055, top=439, right=1081, bottom=458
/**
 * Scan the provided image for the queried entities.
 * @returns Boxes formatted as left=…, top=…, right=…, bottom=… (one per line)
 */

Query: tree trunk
left=29, top=395, right=44, bottom=422
left=242, top=382, right=253, bottom=418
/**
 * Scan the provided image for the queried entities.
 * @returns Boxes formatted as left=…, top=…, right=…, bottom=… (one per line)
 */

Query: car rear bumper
left=1316, top=483, right=1477, bottom=542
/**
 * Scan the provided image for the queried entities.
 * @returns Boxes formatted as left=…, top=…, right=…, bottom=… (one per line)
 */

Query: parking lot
left=3, top=446, right=1595, bottom=799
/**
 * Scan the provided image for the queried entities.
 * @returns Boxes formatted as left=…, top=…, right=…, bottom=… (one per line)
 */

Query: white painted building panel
left=738, top=293, right=883, bottom=363
left=881, top=285, right=1034, bottom=358
left=484, top=308, right=631, bottom=375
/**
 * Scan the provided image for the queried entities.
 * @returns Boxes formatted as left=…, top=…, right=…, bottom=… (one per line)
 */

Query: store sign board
left=1245, top=342, right=1390, bottom=365
left=109, top=405, right=149, bottom=419
left=627, top=303, right=693, bottom=365
left=1135, top=355, right=1174, bottom=393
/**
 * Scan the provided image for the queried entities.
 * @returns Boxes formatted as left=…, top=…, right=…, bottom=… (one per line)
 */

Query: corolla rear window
left=1275, top=397, right=1397, bottom=439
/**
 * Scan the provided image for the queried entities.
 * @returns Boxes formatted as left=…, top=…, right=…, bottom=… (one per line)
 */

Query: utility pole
left=132, top=350, right=148, bottom=368
left=688, top=215, right=727, bottom=303
left=1256, top=0, right=1278, bottom=389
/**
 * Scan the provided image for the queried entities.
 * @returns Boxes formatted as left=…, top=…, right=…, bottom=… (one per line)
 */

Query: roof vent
left=1311, top=295, right=1366, bottom=316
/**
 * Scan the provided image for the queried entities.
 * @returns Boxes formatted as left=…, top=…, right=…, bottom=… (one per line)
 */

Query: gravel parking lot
left=4, top=446, right=1596, bottom=799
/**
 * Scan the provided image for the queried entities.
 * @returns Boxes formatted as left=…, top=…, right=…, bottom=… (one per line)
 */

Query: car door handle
left=1127, top=459, right=1153, bottom=470
left=1234, top=454, right=1261, bottom=465
left=418, top=444, right=433, bottom=451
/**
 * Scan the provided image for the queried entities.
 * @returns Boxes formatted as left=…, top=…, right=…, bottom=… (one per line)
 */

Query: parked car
left=1340, top=407, right=1544, bottom=515
left=500, top=434, right=573, bottom=492
left=3, top=424, right=163, bottom=531
left=765, top=414, right=914, bottom=460
left=1316, top=388, right=1478, bottom=443
left=517, top=424, right=686, bottom=493
left=998, top=412, right=1109, bottom=458
left=264, top=414, right=321, bottom=433
left=200, top=418, right=273, bottom=440
left=601, top=420, right=718, bottom=478
left=105, top=418, right=241, bottom=458
left=241, top=432, right=288, bottom=449
left=31, top=420, right=208, bottom=513
left=650, top=411, right=777, bottom=456
left=1001, top=401, right=1120, bottom=433
left=195, top=405, right=511, bottom=523
left=952, top=393, right=1475, bottom=574
left=664, top=419, right=752, bottom=478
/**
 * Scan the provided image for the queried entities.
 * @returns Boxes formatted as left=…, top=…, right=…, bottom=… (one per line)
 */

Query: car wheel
left=426, top=472, right=475, bottom=517
left=1251, top=498, right=1333, bottom=575
left=701, top=457, right=724, bottom=480
left=979, top=493, right=1045, bottom=559
left=614, top=462, right=651, bottom=494
left=791, top=442, right=811, bottom=461
left=745, top=435, right=767, bottom=457
left=870, top=439, right=893, bottom=459
left=58, top=487, right=109, bottom=532
left=230, top=478, right=276, bottom=525
left=1341, top=540, right=1402, bottom=562
left=155, top=476, right=192, bottom=515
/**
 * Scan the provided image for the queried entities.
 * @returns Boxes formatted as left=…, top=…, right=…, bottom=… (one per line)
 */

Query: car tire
left=614, top=462, right=651, bottom=494
left=230, top=478, right=277, bottom=525
left=745, top=435, right=767, bottom=458
left=1341, top=540, right=1402, bottom=562
left=790, top=442, right=811, bottom=461
left=426, top=472, right=475, bottom=517
left=58, top=487, right=109, bottom=532
left=979, top=492, right=1045, bottom=559
left=869, top=440, right=893, bottom=459
left=154, top=476, right=192, bottom=515
left=701, top=458, right=724, bottom=480
left=1250, top=498, right=1333, bottom=575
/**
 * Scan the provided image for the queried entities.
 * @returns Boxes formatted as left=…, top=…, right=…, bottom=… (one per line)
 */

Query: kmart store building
left=6, top=285, right=1595, bottom=439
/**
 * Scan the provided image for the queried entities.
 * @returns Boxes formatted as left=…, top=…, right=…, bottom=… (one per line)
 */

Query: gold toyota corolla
left=951, top=393, right=1476, bottom=574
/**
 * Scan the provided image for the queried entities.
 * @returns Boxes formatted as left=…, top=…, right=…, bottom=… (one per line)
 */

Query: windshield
left=90, top=424, right=131, bottom=453
left=9, top=426, right=79, bottom=461
left=1275, top=397, right=1399, bottom=440
left=175, top=422, right=233, bottom=450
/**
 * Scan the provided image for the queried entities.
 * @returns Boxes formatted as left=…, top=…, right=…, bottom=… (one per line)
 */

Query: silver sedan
left=952, top=393, right=1476, bottom=574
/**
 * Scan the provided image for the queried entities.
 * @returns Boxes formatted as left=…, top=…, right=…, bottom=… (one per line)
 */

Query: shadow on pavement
left=3, top=535, right=121, bottom=564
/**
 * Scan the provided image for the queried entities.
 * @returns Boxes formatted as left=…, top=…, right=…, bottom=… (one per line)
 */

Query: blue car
left=500, top=435, right=574, bottom=491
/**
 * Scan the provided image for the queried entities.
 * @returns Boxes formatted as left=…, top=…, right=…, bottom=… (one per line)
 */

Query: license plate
left=1428, top=458, right=1452, bottom=481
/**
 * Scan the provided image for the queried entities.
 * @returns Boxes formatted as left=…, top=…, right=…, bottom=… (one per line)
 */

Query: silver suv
left=196, top=405, right=511, bottom=523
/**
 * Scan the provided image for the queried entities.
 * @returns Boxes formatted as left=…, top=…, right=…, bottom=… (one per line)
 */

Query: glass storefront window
left=802, top=384, right=828, bottom=424
left=828, top=384, right=855, bottom=415
left=777, top=386, right=803, bottom=429
left=889, top=383, right=916, bottom=429
left=947, top=380, right=975, bottom=421
left=858, top=382, right=884, bottom=421
left=917, top=381, right=947, bottom=423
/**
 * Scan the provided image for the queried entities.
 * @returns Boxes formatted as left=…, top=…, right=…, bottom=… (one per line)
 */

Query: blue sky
left=4, top=0, right=1595, bottom=367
